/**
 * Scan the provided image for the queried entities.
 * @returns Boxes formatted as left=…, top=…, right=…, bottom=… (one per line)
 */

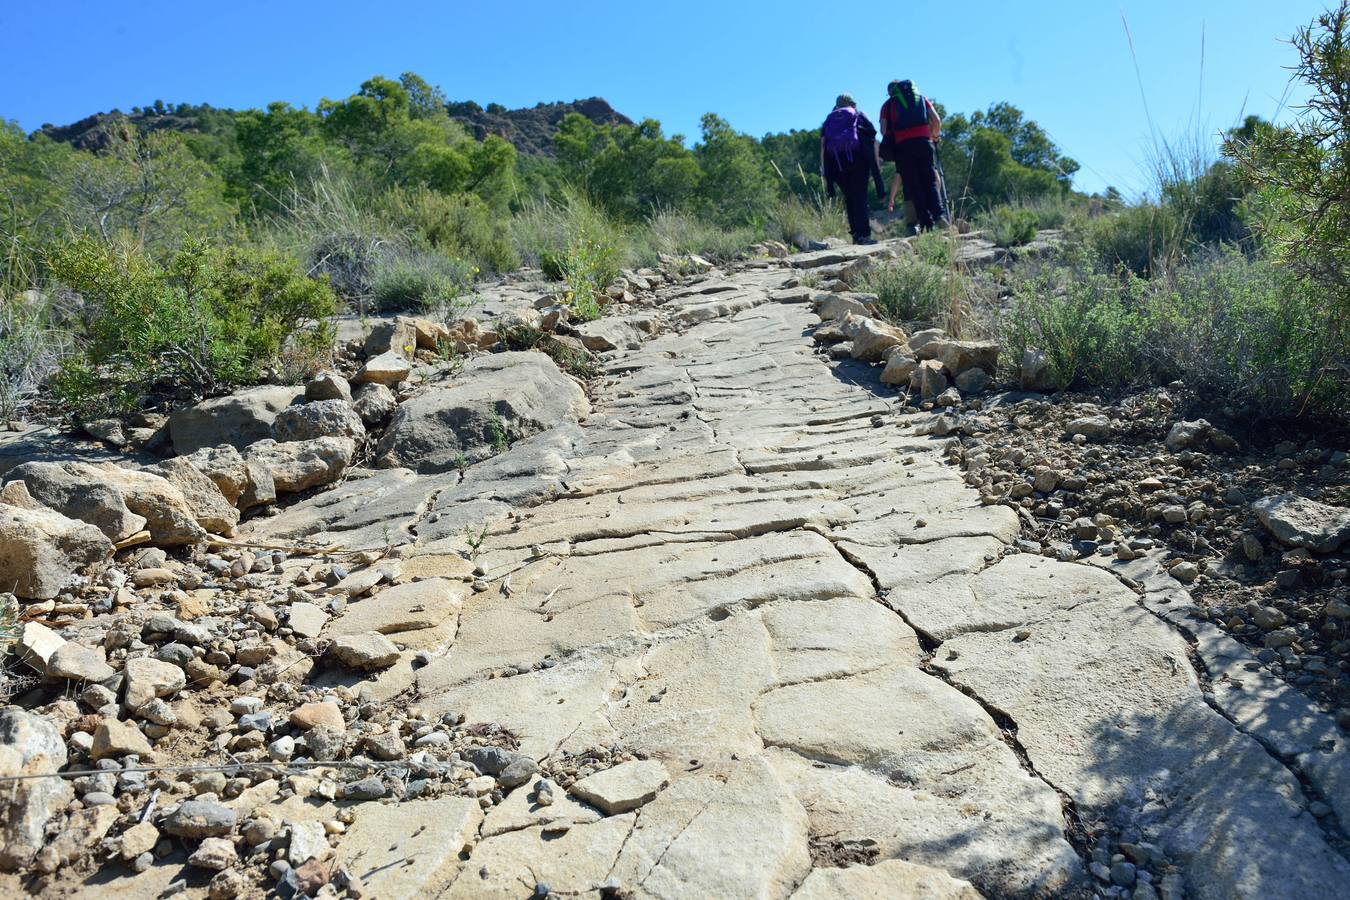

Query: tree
left=399, top=72, right=447, bottom=120
left=232, top=102, right=334, bottom=212
left=695, top=114, right=775, bottom=225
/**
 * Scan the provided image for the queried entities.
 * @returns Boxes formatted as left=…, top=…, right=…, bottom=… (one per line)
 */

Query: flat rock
left=287, top=601, right=328, bottom=639
left=568, top=759, right=670, bottom=814
left=0, top=709, right=73, bottom=870
left=1252, top=493, right=1350, bottom=553
left=273, top=399, right=366, bottom=443
left=91, top=719, right=154, bottom=760
left=339, top=798, right=482, bottom=896
left=792, top=860, right=982, bottom=899
left=123, top=657, right=187, bottom=712
left=327, top=632, right=400, bottom=670
left=45, top=642, right=115, bottom=683
left=328, top=577, right=467, bottom=640
left=246, top=437, right=354, bottom=493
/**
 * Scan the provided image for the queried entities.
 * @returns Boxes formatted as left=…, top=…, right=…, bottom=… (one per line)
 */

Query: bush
left=642, top=209, right=756, bottom=263
left=560, top=234, right=618, bottom=322
left=1148, top=251, right=1345, bottom=418
left=48, top=237, right=336, bottom=414
left=510, top=191, right=630, bottom=271
left=767, top=196, right=845, bottom=250
left=0, top=290, right=71, bottom=422
left=383, top=188, right=518, bottom=274
left=978, top=206, right=1039, bottom=247
left=911, top=230, right=953, bottom=268
left=269, top=172, right=398, bottom=301
left=1084, top=204, right=1183, bottom=276
left=862, top=257, right=950, bottom=324
left=370, top=247, right=473, bottom=320
left=1001, top=259, right=1148, bottom=390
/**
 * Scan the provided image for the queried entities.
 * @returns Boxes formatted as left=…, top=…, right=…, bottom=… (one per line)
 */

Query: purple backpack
left=823, top=107, right=861, bottom=167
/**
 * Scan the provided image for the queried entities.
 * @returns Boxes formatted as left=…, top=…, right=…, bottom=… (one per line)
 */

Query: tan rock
left=568, top=759, right=669, bottom=814
left=91, top=718, right=154, bottom=759
left=792, top=859, right=983, bottom=899
left=289, top=701, right=345, bottom=732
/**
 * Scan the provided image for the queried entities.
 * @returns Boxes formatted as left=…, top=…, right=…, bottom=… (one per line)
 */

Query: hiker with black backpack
left=820, top=94, right=885, bottom=245
left=879, top=79, right=950, bottom=231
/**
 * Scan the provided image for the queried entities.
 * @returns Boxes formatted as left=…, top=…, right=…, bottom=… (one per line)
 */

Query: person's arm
left=888, top=173, right=901, bottom=212
left=927, top=100, right=942, bottom=144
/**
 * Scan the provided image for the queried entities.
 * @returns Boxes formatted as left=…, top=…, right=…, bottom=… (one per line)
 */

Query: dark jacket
left=821, top=110, right=885, bottom=200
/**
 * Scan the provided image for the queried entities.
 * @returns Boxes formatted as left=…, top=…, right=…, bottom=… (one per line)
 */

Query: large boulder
left=272, top=399, right=366, bottom=443
left=169, top=385, right=305, bottom=455
left=910, top=359, right=949, bottom=399
left=573, top=318, right=643, bottom=352
left=375, top=352, right=589, bottom=474
left=842, top=316, right=908, bottom=363
left=0, top=505, right=112, bottom=599
left=246, top=437, right=355, bottom=493
left=97, top=465, right=207, bottom=545
left=0, top=709, right=73, bottom=870
left=918, top=338, right=1000, bottom=376
left=1252, top=494, right=1350, bottom=553
left=150, top=458, right=239, bottom=536
left=6, top=461, right=146, bottom=542
left=180, top=445, right=276, bottom=510
left=879, top=352, right=918, bottom=386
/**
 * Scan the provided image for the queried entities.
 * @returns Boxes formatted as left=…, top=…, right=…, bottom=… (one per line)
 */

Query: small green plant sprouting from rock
left=453, top=452, right=470, bottom=474
left=487, top=414, right=510, bottom=453
left=465, top=523, right=489, bottom=558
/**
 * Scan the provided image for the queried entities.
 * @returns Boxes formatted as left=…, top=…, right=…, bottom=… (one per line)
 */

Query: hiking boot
left=856, top=237, right=878, bottom=246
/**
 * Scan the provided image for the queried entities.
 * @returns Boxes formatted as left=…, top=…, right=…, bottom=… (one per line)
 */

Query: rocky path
left=6, top=246, right=1348, bottom=899
left=234, top=252, right=1350, bottom=898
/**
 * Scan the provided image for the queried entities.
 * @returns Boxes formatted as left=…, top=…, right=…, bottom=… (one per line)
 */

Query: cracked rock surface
left=8, top=244, right=1349, bottom=899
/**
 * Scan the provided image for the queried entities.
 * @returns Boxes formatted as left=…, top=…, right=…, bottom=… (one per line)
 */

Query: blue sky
left=0, top=1, right=1326, bottom=196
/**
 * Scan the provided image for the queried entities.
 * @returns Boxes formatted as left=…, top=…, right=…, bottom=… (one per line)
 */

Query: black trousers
left=837, top=163, right=872, bottom=242
left=895, top=138, right=946, bottom=229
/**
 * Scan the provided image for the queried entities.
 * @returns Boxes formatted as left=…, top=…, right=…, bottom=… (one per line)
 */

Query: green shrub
left=370, top=247, right=473, bottom=319
left=511, top=191, right=631, bottom=271
left=862, top=257, right=950, bottom=323
left=48, top=237, right=336, bottom=414
left=384, top=188, right=518, bottom=274
left=268, top=172, right=398, bottom=301
left=1001, top=260, right=1148, bottom=390
left=1148, top=251, right=1344, bottom=418
left=910, top=230, right=953, bottom=268
left=1085, top=204, right=1184, bottom=277
left=560, top=234, right=618, bottom=322
left=767, top=195, right=844, bottom=250
left=0, top=289, right=71, bottom=422
left=978, top=206, right=1039, bottom=247
left=642, top=209, right=756, bottom=263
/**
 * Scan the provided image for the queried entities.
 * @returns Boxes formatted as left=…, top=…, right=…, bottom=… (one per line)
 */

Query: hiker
left=821, top=94, right=885, bottom=245
left=880, top=79, right=949, bottom=231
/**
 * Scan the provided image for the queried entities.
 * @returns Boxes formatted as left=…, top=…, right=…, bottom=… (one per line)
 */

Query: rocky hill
left=446, top=97, right=633, bottom=155
left=36, top=97, right=632, bottom=157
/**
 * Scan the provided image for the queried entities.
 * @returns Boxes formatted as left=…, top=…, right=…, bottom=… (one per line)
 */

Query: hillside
left=35, top=96, right=633, bottom=158
left=447, top=97, right=633, bottom=155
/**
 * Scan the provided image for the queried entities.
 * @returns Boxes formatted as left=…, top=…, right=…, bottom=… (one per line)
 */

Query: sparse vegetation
left=862, top=257, right=951, bottom=324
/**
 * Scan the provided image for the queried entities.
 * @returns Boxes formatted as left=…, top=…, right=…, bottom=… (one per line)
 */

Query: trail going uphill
left=238, top=245, right=1349, bottom=898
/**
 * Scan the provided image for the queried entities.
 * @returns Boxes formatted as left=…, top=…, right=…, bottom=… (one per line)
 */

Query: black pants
left=837, top=163, right=872, bottom=242
left=895, top=138, right=946, bottom=229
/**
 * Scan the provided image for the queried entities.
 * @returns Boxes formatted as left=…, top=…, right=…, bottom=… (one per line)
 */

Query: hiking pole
left=934, top=146, right=951, bottom=220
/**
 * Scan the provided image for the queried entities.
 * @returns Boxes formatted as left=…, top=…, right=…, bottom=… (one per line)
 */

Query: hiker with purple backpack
left=820, top=94, right=885, bottom=245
